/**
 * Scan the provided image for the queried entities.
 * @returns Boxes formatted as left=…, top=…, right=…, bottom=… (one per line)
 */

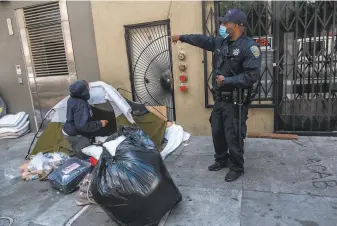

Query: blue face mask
left=219, top=25, right=229, bottom=39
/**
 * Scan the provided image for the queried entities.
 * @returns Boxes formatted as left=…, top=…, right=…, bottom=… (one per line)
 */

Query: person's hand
left=171, top=35, right=180, bottom=44
left=100, top=120, right=108, bottom=127
left=216, top=75, right=225, bottom=87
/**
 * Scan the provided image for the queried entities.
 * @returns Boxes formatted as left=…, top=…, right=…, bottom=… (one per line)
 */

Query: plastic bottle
left=25, top=174, right=39, bottom=181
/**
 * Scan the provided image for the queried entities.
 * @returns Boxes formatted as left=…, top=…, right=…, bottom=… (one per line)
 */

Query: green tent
left=28, top=100, right=167, bottom=159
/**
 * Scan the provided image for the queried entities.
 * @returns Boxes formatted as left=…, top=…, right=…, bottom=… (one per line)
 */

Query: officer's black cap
left=217, top=8, right=247, bottom=26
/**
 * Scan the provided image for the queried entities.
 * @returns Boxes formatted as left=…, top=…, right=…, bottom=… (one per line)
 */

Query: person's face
left=221, top=21, right=238, bottom=37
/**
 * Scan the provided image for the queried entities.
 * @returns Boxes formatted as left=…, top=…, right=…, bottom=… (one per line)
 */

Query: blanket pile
left=0, top=112, right=30, bottom=139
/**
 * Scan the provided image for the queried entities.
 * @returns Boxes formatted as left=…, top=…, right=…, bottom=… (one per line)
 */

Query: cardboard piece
left=146, top=106, right=167, bottom=121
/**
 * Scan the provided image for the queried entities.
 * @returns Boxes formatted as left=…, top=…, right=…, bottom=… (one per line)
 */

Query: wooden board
left=247, top=132, right=298, bottom=140
left=146, top=106, right=167, bottom=121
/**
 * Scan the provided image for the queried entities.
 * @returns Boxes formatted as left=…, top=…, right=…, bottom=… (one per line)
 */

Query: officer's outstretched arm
left=223, top=44, right=262, bottom=89
left=179, top=34, right=220, bottom=52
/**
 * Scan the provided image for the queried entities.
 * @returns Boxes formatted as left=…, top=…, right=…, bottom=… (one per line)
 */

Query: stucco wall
left=91, top=0, right=212, bottom=135
left=90, top=1, right=274, bottom=136
left=67, top=1, right=100, bottom=83
left=0, top=1, right=103, bottom=132
left=0, top=1, right=43, bottom=131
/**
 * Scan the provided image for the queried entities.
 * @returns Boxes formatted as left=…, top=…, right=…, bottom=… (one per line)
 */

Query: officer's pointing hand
left=216, top=75, right=225, bottom=87
left=171, top=35, right=180, bottom=44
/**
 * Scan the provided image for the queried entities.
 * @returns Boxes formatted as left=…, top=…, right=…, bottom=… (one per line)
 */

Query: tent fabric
left=79, top=103, right=118, bottom=138
left=30, top=109, right=167, bottom=157
left=116, top=113, right=167, bottom=149
left=46, top=81, right=134, bottom=124
left=0, top=96, right=6, bottom=119
left=29, top=81, right=168, bottom=158
left=31, top=122, right=73, bottom=156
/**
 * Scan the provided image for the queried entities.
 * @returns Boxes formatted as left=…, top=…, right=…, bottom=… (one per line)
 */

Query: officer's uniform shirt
left=179, top=34, right=262, bottom=92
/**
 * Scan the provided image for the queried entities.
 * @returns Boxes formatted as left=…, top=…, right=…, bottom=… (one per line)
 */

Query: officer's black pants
left=209, top=100, right=249, bottom=172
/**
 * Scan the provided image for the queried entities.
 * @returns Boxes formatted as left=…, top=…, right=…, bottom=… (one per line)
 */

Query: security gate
left=16, top=1, right=77, bottom=128
left=203, top=1, right=337, bottom=135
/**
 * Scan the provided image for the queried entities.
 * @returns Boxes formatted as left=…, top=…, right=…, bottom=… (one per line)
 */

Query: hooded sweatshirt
left=63, top=80, right=102, bottom=137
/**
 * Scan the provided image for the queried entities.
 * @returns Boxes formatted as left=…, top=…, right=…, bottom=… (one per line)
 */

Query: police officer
left=171, top=9, right=261, bottom=182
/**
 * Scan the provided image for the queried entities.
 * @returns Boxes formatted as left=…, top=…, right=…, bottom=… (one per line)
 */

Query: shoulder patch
left=250, top=45, right=260, bottom=58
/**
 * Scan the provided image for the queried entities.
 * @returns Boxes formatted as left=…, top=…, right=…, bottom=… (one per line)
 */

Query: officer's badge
left=233, top=48, right=240, bottom=56
left=250, top=45, right=260, bottom=58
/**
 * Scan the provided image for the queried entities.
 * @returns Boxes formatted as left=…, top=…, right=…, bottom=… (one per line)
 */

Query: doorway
left=16, top=1, right=77, bottom=127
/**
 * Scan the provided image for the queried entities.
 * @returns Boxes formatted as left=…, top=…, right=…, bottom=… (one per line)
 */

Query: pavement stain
left=38, top=189, right=49, bottom=194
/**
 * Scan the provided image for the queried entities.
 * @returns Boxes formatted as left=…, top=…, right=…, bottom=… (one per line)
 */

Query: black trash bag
left=91, top=128, right=182, bottom=226
left=121, top=126, right=156, bottom=148
left=105, top=126, right=156, bottom=148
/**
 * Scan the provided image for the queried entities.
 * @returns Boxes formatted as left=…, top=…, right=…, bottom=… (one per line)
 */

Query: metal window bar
left=124, top=20, right=176, bottom=121
left=203, top=1, right=275, bottom=108
left=23, top=1, right=69, bottom=78
left=206, top=1, right=337, bottom=134
left=275, top=1, right=337, bottom=134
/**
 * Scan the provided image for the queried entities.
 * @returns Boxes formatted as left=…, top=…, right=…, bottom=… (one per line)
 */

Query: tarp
left=46, top=81, right=134, bottom=124
left=29, top=81, right=168, bottom=158
left=161, top=124, right=191, bottom=159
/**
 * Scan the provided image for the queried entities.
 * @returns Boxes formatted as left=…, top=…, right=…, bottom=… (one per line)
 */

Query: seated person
left=62, top=80, right=108, bottom=160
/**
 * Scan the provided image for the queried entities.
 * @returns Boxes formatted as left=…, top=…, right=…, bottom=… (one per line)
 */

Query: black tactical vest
left=212, top=37, right=246, bottom=91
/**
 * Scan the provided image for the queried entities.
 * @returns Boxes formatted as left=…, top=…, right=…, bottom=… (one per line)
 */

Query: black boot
left=225, top=170, right=243, bottom=182
left=208, top=160, right=228, bottom=171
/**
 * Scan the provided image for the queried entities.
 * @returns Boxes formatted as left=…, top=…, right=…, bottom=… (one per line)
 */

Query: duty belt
left=214, top=89, right=253, bottom=104
left=214, top=91, right=233, bottom=102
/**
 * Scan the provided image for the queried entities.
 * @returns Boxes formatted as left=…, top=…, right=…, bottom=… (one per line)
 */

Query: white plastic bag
left=103, top=135, right=126, bottom=157
left=44, top=152, right=69, bottom=168
left=28, top=152, right=69, bottom=172
left=28, top=153, right=47, bottom=172
left=95, top=136, right=109, bottom=144
left=161, top=125, right=191, bottom=159
left=82, top=145, right=103, bottom=160
left=82, top=135, right=126, bottom=160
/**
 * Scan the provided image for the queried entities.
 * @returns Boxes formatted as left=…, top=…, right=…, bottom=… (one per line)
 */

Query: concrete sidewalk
left=1, top=134, right=337, bottom=226
left=0, top=134, right=81, bottom=226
